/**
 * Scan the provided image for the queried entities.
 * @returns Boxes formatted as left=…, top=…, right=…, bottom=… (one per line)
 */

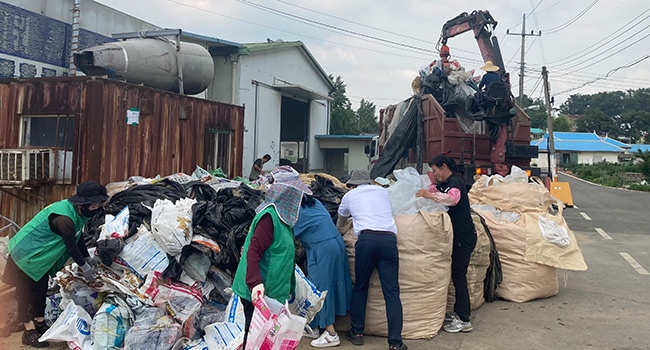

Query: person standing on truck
left=3, top=181, right=107, bottom=348
left=338, top=170, right=407, bottom=350
left=249, top=153, right=271, bottom=181
left=416, top=155, right=477, bottom=333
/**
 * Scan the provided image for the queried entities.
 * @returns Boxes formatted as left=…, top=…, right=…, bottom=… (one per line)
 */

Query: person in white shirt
left=337, top=170, right=407, bottom=350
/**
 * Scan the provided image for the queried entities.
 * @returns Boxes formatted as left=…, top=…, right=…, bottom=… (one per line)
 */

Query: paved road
left=2, top=175, right=649, bottom=349
left=297, top=173, right=650, bottom=350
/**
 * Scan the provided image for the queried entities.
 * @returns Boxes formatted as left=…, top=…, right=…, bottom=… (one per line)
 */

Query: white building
left=2, top=1, right=335, bottom=176
left=531, top=132, right=629, bottom=168
left=208, top=41, right=335, bottom=174
left=315, top=135, right=376, bottom=178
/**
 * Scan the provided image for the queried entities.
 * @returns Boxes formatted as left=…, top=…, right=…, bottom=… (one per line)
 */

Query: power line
left=541, top=0, right=600, bottom=34
left=552, top=28, right=650, bottom=74
left=273, top=0, right=433, bottom=45
left=544, top=8, right=650, bottom=65
left=536, top=0, right=564, bottom=15
left=235, top=0, right=438, bottom=54
left=163, top=0, right=439, bottom=62
left=554, top=53, right=650, bottom=95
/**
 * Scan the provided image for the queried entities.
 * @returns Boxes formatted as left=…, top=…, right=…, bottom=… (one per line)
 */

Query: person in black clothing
left=249, top=154, right=271, bottom=181
left=415, top=155, right=477, bottom=333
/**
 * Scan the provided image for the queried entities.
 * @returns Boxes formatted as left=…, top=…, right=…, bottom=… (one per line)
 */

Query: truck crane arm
left=440, top=10, right=506, bottom=75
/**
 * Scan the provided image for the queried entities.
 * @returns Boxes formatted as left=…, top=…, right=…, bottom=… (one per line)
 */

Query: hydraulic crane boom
left=440, top=10, right=506, bottom=73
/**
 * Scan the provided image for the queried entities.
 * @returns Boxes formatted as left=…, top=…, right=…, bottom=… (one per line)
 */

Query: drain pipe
left=230, top=55, right=238, bottom=104
left=69, top=0, right=81, bottom=75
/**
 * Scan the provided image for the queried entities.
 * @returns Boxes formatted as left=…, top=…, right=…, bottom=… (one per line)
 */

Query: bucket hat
left=346, top=170, right=373, bottom=186
left=69, top=181, right=108, bottom=205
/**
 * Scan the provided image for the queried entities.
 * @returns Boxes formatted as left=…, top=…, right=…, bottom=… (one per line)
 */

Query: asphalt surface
left=2, top=174, right=649, bottom=349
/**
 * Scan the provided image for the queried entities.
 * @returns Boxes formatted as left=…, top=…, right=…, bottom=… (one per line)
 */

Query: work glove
left=251, top=283, right=265, bottom=302
left=79, top=263, right=97, bottom=282
left=84, top=256, right=100, bottom=269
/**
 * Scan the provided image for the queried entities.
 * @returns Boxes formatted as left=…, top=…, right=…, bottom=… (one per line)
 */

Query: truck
left=367, top=10, right=540, bottom=184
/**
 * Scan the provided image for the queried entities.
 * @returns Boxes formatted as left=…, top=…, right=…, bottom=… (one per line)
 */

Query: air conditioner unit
left=0, top=149, right=55, bottom=185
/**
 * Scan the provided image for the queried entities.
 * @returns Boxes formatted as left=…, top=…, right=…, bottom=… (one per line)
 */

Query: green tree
left=636, top=151, right=650, bottom=178
left=620, top=110, right=650, bottom=143
left=356, top=99, right=378, bottom=134
left=329, top=75, right=358, bottom=135
left=553, top=115, right=573, bottom=132
left=575, top=108, right=619, bottom=136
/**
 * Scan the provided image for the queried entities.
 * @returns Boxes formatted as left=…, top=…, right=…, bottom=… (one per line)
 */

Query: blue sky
left=98, top=0, right=650, bottom=110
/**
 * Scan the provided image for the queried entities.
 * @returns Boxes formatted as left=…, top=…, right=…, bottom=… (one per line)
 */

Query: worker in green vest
left=232, top=176, right=312, bottom=348
left=3, top=181, right=108, bottom=348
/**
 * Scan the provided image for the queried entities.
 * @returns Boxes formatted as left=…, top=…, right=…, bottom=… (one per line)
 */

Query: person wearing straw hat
left=3, top=181, right=108, bottom=347
left=478, top=60, right=501, bottom=91
left=232, top=176, right=313, bottom=348
left=338, top=170, right=407, bottom=350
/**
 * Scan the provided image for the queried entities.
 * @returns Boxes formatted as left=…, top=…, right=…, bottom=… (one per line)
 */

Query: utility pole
left=507, top=14, right=541, bottom=105
left=542, top=66, right=557, bottom=181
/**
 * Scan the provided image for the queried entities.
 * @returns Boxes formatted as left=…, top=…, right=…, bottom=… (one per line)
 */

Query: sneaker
left=345, top=330, right=364, bottom=346
left=443, top=318, right=473, bottom=333
left=389, top=343, right=408, bottom=350
left=34, top=320, right=49, bottom=336
left=311, top=331, right=340, bottom=348
left=444, top=312, right=457, bottom=323
left=22, top=329, right=49, bottom=348
left=303, top=326, right=320, bottom=339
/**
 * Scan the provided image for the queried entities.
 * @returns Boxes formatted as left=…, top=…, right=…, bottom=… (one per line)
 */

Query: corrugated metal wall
left=0, top=76, right=244, bottom=227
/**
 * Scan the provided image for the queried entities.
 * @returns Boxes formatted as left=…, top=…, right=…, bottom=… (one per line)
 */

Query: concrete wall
left=0, top=0, right=158, bottom=78
left=533, top=151, right=620, bottom=168
left=237, top=47, right=331, bottom=173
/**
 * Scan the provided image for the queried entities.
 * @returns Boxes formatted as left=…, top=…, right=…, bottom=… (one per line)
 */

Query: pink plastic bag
left=245, top=296, right=306, bottom=350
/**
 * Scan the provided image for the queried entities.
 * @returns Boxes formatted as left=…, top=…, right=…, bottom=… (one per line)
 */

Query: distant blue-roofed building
left=531, top=132, right=628, bottom=167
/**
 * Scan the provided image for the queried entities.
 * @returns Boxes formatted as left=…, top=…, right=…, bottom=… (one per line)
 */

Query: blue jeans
left=350, top=232, right=403, bottom=346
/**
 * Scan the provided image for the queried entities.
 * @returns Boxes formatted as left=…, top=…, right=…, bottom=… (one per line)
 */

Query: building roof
left=315, top=134, right=377, bottom=140
left=629, top=144, right=650, bottom=153
left=242, top=41, right=335, bottom=92
left=532, top=132, right=627, bottom=152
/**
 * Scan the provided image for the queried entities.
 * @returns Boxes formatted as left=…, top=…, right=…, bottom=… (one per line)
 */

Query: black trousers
left=3, top=256, right=48, bottom=323
left=350, top=232, right=403, bottom=346
left=241, top=297, right=255, bottom=348
left=451, top=239, right=476, bottom=322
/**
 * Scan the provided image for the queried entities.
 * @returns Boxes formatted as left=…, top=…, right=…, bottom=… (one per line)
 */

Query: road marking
left=619, top=252, right=650, bottom=275
left=573, top=205, right=579, bottom=209
left=594, top=228, right=612, bottom=240
left=580, top=212, right=592, bottom=221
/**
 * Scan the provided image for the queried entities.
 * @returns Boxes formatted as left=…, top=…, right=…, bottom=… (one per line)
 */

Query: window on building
left=206, top=128, right=232, bottom=176
left=20, top=115, right=75, bottom=183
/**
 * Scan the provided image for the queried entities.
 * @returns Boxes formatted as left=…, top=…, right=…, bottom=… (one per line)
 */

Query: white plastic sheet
left=538, top=215, right=571, bottom=248
left=387, top=167, right=448, bottom=215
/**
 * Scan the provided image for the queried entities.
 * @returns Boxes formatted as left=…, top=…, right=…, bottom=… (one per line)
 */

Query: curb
left=558, top=171, right=648, bottom=193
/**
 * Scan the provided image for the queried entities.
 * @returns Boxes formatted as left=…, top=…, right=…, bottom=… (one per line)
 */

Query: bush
left=563, top=161, right=650, bottom=192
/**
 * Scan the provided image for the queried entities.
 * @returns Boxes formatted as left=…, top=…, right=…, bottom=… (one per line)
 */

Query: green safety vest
left=8, top=200, right=88, bottom=281
left=232, top=206, right=296, bottom=303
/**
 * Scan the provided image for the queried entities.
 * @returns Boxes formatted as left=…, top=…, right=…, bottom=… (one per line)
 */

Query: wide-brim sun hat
left=69, top=181, right=109, bottom=205
left=479, top=61, right=500, bottom=72
left=274, top=176, right=313, bottom=196
left=346, top=170, right=373, bottom=186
